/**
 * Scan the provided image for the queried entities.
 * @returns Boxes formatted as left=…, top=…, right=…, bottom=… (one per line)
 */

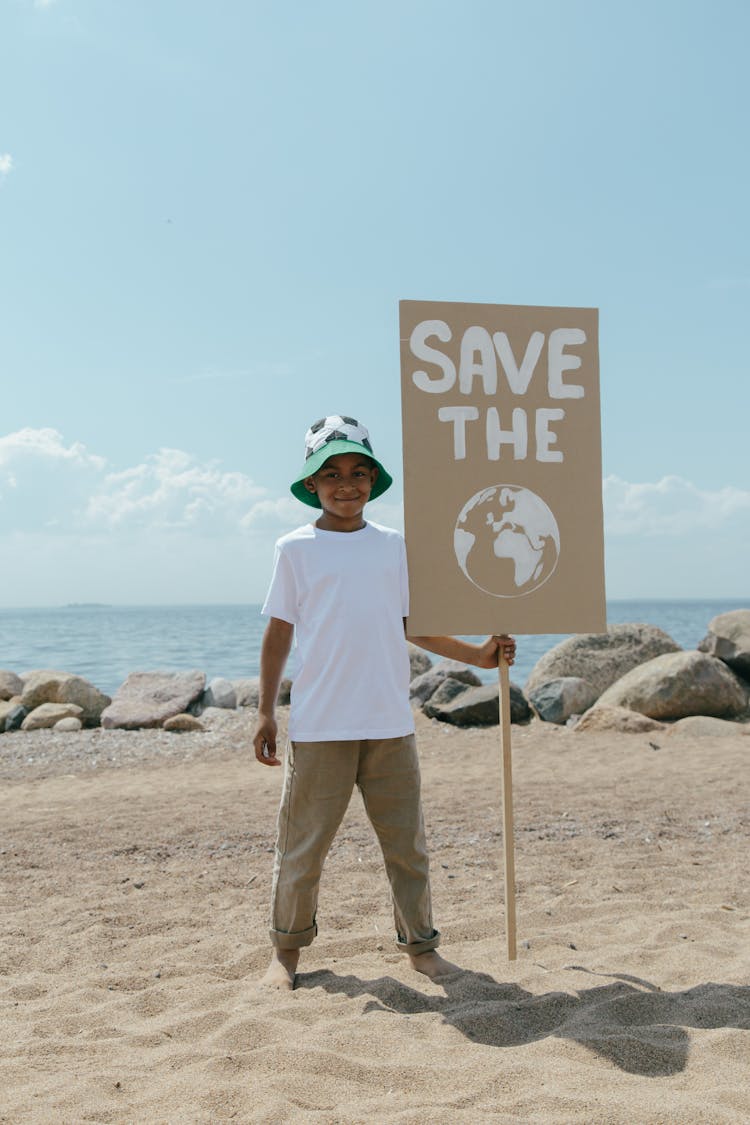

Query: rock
left=19, top=671, right=110, bottom=726
left=528, top=677, right=598, bottom=725
left=232, top=678, right=260, bottom=707
left=277, top=678, right=293, bottom=706
left=163, top=713, right=205, bottom=732
left=596, top=651, right=749, bottom=721
left=408, top=644, right=432, bottom=680
left=21, top=703, right=84, bottom=731
left=573, top=706, right=666, bottom=733
left=426, top=682, right=531, bottom=727
left=3, top=704, right=26, bottom=732
left=100, top=670, right=206, bottom=730
left=526, top=624, right=681, bottom=700
left=666, top=715, right=749, bottom=738
left=0, top=699, right=20, bottom=728
left=423, top=677, right=470, bottom=717
left=0, top=671, right=24, bottom=701
left=54, top=717, right=83, bottom=732
left=698, top=609, right=750, bottom=679
left=191, top=677, right=237, bottom=714
left=410, top=671, right=451, bottom=705
left=430, top=660, right=483, bottom=687
left=204, top=677, right=237, bottom=709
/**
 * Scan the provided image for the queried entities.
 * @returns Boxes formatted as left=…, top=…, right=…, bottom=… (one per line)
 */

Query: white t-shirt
left=261, top=521, right=414, bottom=741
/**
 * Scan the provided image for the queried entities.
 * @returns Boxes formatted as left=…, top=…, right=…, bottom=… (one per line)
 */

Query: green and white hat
left=290, top=414, right=393, bottom=509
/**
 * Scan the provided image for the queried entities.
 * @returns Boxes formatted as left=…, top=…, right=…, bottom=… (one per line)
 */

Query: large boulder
left=423, top=677, right=471, bottom=717
left=0, top=671, right=23, bottom=701
left=19, top=671, right=110, bottom=726
left=21, top=703, right=84, bottom=731
left=528, top=677, right=598, bottom=725
left=101, top=670, right=206, bottom=730
left=426, top=682, right=530, bottom=727
left=573, top=706, right=665, bottom=734
left=409, top=665, right=482, bottom=705
left=526, top=624, right=680, bottom=700
left=191, top=677, right=237, bottom=714
left=698, top=610, right=750, bottom=679
left=595, top=651, right=749, bottom=721
left=232, top=678, right=260, bottom=707
left=408, top=644, right=433, bottom=680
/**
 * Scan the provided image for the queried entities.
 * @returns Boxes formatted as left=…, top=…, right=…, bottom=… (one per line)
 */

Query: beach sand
left=1, top=710, right=749, bottom=1123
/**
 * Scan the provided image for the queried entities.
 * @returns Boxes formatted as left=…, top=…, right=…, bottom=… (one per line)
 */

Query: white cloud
left=0, top=427, right=105, bottom=471
left=604, top=474, right=750, bottom=536
left=34, top=0, right=58, bottom=9
left=86, top=448, right=268, bottom=531
left=0, top=154, right=14, bottom=178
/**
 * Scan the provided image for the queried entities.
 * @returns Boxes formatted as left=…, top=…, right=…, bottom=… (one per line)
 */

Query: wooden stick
left=498, top=655, right=517, bottom=960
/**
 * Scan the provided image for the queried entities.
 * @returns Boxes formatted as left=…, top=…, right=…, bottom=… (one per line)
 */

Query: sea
left=1, top=600, right=747, bottom=696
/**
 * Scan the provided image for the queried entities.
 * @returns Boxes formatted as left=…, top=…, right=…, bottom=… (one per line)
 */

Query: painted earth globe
left=454, top=484, right=560, bottom=598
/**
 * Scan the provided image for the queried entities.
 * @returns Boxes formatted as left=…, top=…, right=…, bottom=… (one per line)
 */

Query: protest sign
left=400, top=299, right=605, bottom=960
left=399, top=300, right=605, bottom=637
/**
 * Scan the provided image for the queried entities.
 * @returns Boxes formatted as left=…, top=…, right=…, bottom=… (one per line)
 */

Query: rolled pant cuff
left=270, top=924, right=317, bottom=950
left=395, top=929, right=441, bottom=955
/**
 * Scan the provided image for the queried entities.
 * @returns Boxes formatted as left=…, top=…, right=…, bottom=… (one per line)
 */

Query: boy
left=252, top=415, right=515, bottom=990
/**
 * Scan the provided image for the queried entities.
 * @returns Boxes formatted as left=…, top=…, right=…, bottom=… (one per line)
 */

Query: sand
left=1, top=710, right=749, bottom=1123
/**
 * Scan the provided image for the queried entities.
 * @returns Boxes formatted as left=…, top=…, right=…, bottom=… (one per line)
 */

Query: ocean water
left=0, top=600, right=747, bottom=697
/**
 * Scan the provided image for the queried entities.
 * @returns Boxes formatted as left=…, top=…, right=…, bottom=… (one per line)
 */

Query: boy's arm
left=405, top=627, right=516, bottom=669
left=253, top=616, right=294, bottom=767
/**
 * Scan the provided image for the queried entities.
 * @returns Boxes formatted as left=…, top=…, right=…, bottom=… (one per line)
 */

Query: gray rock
left=526, top=624, right=681, bottom=700
left=528, top=677, right=598, bottom=724
left=54, top=716, right=83, bottom=732
left=596, top=651, right=749, bottom=721
left=430, top=660, right=483, bottom=687
left=100, top=670, right=206, bottom=730
left=19, top=671, right=110, bottom=726
left=427, top=682, right=530, bottom=726
left=163, top=713, right=205, bottom=732
left=3, top=704, right=26, bottom=732
left=666, top=715, right=749, bottom=738
left=408, top=644, right=433, bottom=680
left=0, top=671, right=23, bottom=701
left=277, top=678, right=293, bottom=706
left=423, top=677, right=470, bottom=717
left=202, top=677, right=237, bottom=711
left=21, top=703, right=84, bottom=731
left=232, top=678, right=260, bottom=707
left=573, top=706, right=666, bottom=734
left=698, top=609, right=750, bottom=679
left=409, top=670, right=456, bottom=705
left=0, top=699, right=20, bottom=728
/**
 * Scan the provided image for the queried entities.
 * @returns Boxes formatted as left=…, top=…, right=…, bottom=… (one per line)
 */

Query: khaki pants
left=269, top=735, right=440, bottom=954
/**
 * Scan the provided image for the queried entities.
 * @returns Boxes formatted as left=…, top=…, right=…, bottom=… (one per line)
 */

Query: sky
left=1, top=0, right=748, bottom=608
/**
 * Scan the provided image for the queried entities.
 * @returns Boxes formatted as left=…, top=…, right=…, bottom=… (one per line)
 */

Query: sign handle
left=498, top=655, right=517, bottom=960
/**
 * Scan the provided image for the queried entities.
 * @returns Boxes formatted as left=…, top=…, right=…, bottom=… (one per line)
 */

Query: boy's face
left=304, top=452, right=378, bottom=528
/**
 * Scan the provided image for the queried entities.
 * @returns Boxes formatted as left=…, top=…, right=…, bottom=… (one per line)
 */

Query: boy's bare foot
left=408, top=950, right=461, bottom=980
left=260, top=949, right=299, bottom=990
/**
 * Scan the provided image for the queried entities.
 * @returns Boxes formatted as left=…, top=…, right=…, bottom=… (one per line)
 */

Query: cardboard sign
left=400, top=300, right=606, bottom=635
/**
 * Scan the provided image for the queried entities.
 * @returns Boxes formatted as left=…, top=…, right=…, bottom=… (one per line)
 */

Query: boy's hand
left=476, top=634, right=516, bottom=668
left=253, top=715, right=281, bottom=767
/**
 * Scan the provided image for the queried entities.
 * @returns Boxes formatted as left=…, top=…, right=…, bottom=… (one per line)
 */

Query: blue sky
left=1, top=0, right=748, bottom=608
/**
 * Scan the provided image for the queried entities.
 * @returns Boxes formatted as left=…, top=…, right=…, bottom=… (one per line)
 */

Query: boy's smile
left=304, top=452, right=379, bottom=532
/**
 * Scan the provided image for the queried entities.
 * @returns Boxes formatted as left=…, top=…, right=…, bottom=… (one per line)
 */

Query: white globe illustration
left=454, top=485, right=560, bottom=598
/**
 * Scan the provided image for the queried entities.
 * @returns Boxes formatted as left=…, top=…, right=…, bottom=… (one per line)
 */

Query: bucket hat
left=290, top=415, right=393, bottom=508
